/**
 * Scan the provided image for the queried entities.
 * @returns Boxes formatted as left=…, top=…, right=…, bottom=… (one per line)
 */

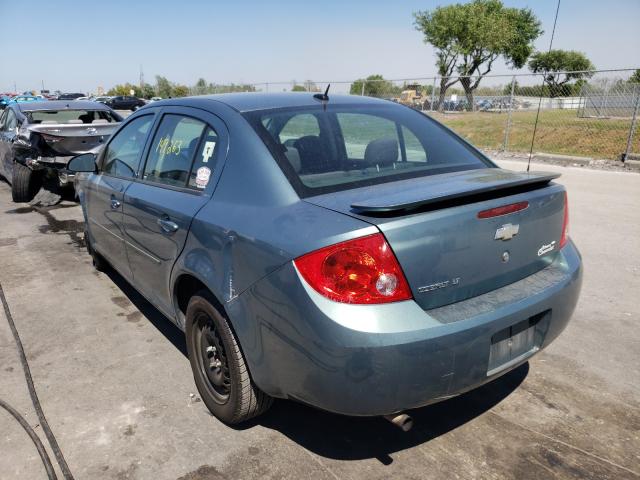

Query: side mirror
left=67, top=153, right=97, bottom=173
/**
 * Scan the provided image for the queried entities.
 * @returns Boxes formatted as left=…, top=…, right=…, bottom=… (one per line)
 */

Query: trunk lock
left=502, top=251, right=510, bottom=263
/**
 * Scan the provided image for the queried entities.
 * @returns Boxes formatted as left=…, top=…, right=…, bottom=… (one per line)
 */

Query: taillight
left=477, top=201, right=529, bottom=219
left=294, top=233, right=412, bottom=304
left=560, top=191, right=569, bottom=248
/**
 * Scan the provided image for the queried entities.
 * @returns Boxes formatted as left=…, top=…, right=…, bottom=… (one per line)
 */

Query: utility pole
left=139, top=64, right=144, bottom=89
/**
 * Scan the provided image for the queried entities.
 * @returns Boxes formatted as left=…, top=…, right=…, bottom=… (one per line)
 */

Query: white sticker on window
left=202, top=141, right=216, bottom=163
left=195, top=166, right=211, bottom=189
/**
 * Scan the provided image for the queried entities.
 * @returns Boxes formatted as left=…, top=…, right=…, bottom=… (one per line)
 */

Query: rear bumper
left=229, top=241, right=582, bottom=416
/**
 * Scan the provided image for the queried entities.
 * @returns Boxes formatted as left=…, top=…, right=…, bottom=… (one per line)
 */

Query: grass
left=430, top=109, right=638, bottom=160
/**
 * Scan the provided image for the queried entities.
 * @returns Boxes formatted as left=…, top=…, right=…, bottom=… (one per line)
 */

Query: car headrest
left=67, top=119, right=83, bottom=124
left=91, top=119, right=108, bottom=124
left=41, top=120, right=58, bottom=124
left=364, top=137, right=398, bottom=166
left=284, top=146, right=301, bottom=173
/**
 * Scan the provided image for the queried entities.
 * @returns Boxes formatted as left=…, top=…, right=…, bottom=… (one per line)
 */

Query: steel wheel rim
left=194, top=312, right=231, bottom=404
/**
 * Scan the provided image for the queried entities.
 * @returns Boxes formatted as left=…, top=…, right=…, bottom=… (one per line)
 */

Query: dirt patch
left=176, top=465, right=228, bottom=480
left=111, top=296, right=131, bottom=309
left=0, top=238, right=17, bottom=247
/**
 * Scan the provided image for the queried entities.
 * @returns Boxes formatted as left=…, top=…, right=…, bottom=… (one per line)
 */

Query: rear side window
left=245, top=104, right=489, bottom=196
left=102, top=115, right=154, bottom=178
left=142, top=114, right=219, bottom=190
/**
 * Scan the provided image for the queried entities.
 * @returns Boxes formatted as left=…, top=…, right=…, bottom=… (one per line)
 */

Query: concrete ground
left=0, top=160, right=638, bottom=480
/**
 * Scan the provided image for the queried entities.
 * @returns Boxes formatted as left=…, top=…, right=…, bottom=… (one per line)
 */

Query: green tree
left=350, top=74, right=394, bottom=97
left=291, top=84, right=307, bottom=92
left=627, top=69, right=640, bottom=84
left=155, top=75, right=173, bottom=98
left=193, top=78, right=208, bottom=95
left=415, top=0, right=542, bottom=110
left=107, top=83, right=140, bottom=96
left=172, top=85, right=189, bottom=97
left=141, top=83, right=155, bottom=99
left=528, top=50, right=595, bottom=97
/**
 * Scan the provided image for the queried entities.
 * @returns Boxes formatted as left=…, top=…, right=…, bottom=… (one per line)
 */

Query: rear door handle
left=157, top=217, right=179, bottom=234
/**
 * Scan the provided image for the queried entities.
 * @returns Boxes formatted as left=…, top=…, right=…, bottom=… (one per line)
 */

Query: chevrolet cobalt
left=68, top=93, right=582, bottom=425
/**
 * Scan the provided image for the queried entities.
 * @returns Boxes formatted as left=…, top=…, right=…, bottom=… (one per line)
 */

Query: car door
left=85, top=113, right=157, bottom=277
left=0, top=108, right=17, bottom=181
left=122, top=107, right=227, bottom=315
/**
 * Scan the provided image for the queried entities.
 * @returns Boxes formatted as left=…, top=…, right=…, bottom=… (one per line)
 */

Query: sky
left=1, top=0, right=638, bottom=93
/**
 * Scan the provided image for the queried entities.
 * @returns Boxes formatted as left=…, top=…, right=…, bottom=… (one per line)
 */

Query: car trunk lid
left=305, top=168, right=566, bottom=310
left=26, top=123, right=119, bottom=156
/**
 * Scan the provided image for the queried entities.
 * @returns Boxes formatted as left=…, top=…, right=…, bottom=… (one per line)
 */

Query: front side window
left=102, top=115, right=154, bottom=178
left=142, top=114, right=210, bottom=188
left=245, top=104, right=489, bottom=196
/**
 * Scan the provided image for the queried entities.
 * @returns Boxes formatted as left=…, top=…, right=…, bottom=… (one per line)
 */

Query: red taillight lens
left=560, top=192, right=569, bottom=248
left=294, top=233, right=412, bottom=304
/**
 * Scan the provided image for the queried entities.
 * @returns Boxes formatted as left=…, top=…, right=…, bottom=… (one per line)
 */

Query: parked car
left=67, top=93, right=582, bottom=426
left=148, top=96, right=163, bottom=102
left=75, top=96, right=90, bottom=101
left=0, top=101, right=122, bottom=202
left=90, top=96, right=112, bottom=104
left=0, top=96, right=11, bottom=110
left=58, top=93, right=85, bottom=100
left=9, top=95, right=44, bottom=104
left=105, top=95, right=146, bottom=111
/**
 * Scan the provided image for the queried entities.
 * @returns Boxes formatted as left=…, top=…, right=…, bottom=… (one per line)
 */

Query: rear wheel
left=11, top=162, right=41, bottom=202
left=186, top=291, right=272, bottom=424
left=84, top=228, right=107, bottom=271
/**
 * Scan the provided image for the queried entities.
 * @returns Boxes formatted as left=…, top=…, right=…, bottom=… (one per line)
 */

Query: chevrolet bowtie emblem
left=495, top=223, right=519, bottom=241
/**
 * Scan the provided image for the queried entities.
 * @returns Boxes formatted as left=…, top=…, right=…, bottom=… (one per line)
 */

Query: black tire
left=11, top=162, right=41, bottom=203
left=84, top=228, right=107, bottom=271
left=186, top=291, right=272, bottom=424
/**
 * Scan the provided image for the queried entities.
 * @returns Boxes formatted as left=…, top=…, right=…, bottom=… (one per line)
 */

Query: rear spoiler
left=350, top=171, right=560, bottom=214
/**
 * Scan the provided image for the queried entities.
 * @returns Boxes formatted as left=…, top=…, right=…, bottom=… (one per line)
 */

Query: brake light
left=477, top=201, right=529, bottom=219
left=294, top=233, right=412, bottom=304
left=560, top=192, right=569, bottom=248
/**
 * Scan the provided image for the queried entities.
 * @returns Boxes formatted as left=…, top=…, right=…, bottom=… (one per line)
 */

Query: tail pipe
left=383, top=413, right=413, bottom=432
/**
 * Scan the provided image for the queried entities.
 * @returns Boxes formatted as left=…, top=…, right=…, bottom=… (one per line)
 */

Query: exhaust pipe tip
left=383, top=413, right=413, bottom=432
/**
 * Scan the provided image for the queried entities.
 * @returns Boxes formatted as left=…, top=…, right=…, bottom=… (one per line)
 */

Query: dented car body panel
left=74, top=94, right=582, bottom=416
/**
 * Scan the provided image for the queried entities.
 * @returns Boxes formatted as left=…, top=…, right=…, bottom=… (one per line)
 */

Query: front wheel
left=186, top=291, right=272, bottom=424
left=11, top=162, right=42, bottom=202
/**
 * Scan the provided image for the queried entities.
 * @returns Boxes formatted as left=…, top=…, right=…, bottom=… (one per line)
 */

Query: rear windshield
left=244, top=103, right=490, bottom=197
left=26, top=110, right=120, bottom=124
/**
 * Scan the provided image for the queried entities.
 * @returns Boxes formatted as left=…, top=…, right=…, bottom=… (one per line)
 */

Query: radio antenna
left=527, top=0, right=561, bottom=172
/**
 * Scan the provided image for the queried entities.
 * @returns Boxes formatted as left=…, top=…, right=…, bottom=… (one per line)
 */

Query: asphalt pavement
left=0, top=160, right=638, bottom=480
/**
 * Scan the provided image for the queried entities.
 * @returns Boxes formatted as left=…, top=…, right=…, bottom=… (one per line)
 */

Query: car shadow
left=103, top=261, right=528, bottom=464
left=104, top=267, right=188, bottom=357
left=253, top=363, right=528, bottom=463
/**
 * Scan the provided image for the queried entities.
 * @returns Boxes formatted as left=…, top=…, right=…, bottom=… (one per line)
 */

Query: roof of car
left=16, top=100, right=111, bottom=112
left=150, top=92, right=390, bottom=113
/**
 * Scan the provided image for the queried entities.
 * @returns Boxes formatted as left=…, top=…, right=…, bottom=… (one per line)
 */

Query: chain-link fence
left=191, top=69, right=640, bottom=161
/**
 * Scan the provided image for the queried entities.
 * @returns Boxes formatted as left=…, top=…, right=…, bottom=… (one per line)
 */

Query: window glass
left=5, top=110, right=17, bottom=131
left=338, top=113, right=399, bottom=160
left=245, top=105, right=489, bottom=196
left=277, top=114, right=320, bottom=145
left=188, top=127, right=219, bottom=190
left=0, top=110, right=7, bottom=130
left=27, top=110, right=118, bottom=124
left=143, top=115, right=206, bottom=188
left=402, top=126, right=427, bottom=162
left=102, top=115, right=153, bottom=178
